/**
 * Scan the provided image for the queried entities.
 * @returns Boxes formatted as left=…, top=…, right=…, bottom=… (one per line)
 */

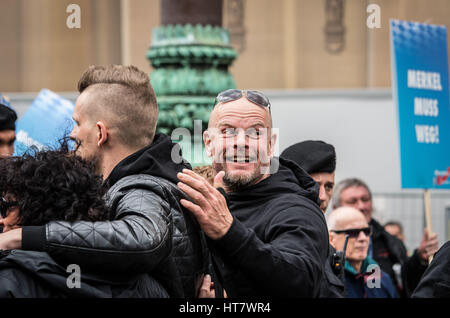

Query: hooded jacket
left=0, top=250, right=168, bottom=298
left=208, top=157, right=329, bottom=297
left=20, top=134, right=208, bottom=297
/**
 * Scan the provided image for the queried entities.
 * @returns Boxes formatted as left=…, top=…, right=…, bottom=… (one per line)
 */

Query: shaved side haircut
left=78, top=65, right=158, bottom=148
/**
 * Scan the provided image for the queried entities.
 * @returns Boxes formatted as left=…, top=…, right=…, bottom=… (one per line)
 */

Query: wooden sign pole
left=424, top=189, right=434, bottom=264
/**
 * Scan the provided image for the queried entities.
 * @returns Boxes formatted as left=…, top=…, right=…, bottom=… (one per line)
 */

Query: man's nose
left=69, top=128, right=77, bottom=141
left=318, top=185, right=326, bottom=201
left=234, top=130, right=248, bottom=151
left=236, top=130, right=247, bottom=144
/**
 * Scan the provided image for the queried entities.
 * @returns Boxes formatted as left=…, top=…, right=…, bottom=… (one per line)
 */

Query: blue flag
left=14, top=89, right=75, bottom=155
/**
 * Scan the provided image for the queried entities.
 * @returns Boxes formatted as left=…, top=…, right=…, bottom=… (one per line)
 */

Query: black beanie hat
left=281, top=140, right=336, bottom=174
left=0, top=101, right=17, bottom=131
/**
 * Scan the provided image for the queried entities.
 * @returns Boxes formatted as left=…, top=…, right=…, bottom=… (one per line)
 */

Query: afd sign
left=14, top=89, right=74, bottom=156
left=390, top=20, right=450, bottom=189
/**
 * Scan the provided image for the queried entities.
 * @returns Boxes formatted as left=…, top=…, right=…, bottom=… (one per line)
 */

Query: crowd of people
left=0, top=64, right=448, bottom=298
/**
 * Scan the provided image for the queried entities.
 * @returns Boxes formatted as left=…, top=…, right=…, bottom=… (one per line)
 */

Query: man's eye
left=325, top=184, right=334, bottom=191
left=246, top=128, right=264, bottom=138
left=222, top=128, right=235, bottom=135
left=245, top=129, right=258, bottom=137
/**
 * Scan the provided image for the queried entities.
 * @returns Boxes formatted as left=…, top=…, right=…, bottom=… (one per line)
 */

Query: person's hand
left=0, top=228, right=22, bottom=250
left=198, top=274, right=215, bottom=298
left=417, top=228, right=438, bottom=261
left=178, top=169, right=233, bottom=240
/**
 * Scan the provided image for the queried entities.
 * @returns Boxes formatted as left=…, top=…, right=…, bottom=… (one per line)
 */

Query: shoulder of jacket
left=107, top=174, right=178, bottom=199
left=281, top=198, right=327, bottom=224
left=111, top=174, right=174, bottom=188
left=264, top=199, right=328, bottom=239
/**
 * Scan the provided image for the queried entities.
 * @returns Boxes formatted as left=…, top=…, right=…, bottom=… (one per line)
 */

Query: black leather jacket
left=21, top=134, right=209, bottom=297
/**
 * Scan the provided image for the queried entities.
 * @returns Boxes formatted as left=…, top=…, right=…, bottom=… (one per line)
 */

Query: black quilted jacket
left=21, top=134, right=209, bottom=297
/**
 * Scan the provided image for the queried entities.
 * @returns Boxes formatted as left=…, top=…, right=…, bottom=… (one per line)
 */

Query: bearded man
left=177, top=89, right=329, bottom=297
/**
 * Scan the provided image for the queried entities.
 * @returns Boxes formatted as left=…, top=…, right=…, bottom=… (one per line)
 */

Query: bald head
left=208, top=97, right=272, bottom=129
left=327, top=206, right=368, bottom=231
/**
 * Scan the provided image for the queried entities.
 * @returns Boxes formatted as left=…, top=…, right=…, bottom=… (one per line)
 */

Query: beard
left=212, top=161, right=263, bottom=192
left=73, top=140, right=102, bottom=176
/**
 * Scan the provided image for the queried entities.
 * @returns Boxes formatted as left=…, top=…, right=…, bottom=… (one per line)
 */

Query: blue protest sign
left=14, top=89, right=75, bottom=155
left=390, top=19, right=450, bottom=189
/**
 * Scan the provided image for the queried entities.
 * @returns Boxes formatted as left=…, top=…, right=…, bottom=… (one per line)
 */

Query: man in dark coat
left=412, top=240, right=450, bottom=298
left=281, top=140, right=345, bottom=298
left=328, top=207, right=397, bottom=298
left=0, top=65, right=208, bottom=297
left=177, top=89, right=329, bottom=297
left=332, top=178, right=439, bottom=297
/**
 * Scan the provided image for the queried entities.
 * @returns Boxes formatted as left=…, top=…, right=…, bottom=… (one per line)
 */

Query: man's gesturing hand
left=178, top=169, right=233, bottom=240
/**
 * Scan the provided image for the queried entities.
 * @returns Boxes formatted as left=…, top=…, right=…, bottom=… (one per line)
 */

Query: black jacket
left=370, top=218, right=428, bottom=297
left=319, top=245, right=346, bottom=298
left=21, top=134, right=208, bottom=297
left=0, top=250, right=168, bottom=298
left=412, top=240, right=450, bottom=298
left=208, top=157, right=329, bottom=297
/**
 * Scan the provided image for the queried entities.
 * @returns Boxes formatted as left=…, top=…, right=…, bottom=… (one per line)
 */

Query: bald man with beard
left=177, top=89, right=329, bottom=297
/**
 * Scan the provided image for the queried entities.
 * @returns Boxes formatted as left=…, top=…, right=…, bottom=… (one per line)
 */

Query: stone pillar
left=146, top=0, right=237, bottom=146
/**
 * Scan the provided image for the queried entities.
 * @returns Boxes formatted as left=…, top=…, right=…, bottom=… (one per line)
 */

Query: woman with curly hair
left=0, top=146, right=111, bottom=230
left=0, top=146, right=168, bottom=298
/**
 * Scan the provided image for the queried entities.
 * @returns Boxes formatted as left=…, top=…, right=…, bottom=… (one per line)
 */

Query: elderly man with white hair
left=327, top=207, right=398, bottom=298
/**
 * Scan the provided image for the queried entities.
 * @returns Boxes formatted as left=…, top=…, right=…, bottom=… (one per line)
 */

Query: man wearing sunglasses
left=332, top=178, right=439, bottom=297
left=177, top=89, right=329, bottom=297
left=328, top=207, right=397, bottom=298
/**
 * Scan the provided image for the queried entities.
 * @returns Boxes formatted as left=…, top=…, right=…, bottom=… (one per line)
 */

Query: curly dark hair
left=0, top=144, right=112, bottom=226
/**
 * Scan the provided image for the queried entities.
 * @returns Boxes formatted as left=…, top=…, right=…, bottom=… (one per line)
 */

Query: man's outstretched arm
left=0, top=188, right=172, bottom=274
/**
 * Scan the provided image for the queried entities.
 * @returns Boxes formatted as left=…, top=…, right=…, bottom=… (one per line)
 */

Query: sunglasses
left=214, top=89, right=271, bottom=113
left=0, top=197, right=18, bottom=219
left=331, top=226, right=372, bottom=238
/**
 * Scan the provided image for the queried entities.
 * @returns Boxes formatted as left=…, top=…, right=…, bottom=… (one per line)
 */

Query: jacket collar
left=344, top=256, right=378, bottom=276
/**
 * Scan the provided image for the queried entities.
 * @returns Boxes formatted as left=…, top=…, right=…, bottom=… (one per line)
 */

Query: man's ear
left=96, top=121, right=108, bottom=147
left=203, top=129, right=212, bottom=157
left=268, top=130, right=278, bottom=157
left=329, top=232, right=336, bottom=246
